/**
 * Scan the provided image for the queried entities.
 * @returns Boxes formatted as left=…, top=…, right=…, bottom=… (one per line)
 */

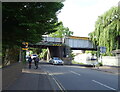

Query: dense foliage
left=89, top=7, right=120, bottom=56
left=2, top=2, right=64, bottom=66
left=3, top=2, right=64, bottom=47
left=49, top=21, right=73, bottom=38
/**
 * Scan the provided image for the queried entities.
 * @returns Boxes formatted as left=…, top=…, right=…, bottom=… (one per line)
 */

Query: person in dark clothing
left=28, top=55, right=32, bottom=69
left=34, top=56, right=39, bottom=69
left=33, top=57, right=36, bottom=62
left=33, top=57, right=36, bottom=67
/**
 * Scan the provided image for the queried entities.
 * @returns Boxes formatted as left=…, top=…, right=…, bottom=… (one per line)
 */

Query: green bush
left=99, top=62, right=103, bottom=66
left=72, top=61, right=85, bottom=65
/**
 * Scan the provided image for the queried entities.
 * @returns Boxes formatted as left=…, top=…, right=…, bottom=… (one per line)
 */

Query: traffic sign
left=100, top=46, right=106, bottom=53
left=22, top=42, right=28, bottom=50
left=22, top=48, right=28, bottom=50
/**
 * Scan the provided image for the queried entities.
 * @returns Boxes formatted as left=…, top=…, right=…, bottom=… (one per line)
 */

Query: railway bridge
left=29, top=36, right=97, bottom=63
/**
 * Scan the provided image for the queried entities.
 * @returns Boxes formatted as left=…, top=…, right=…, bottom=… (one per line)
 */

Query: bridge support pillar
left=47, top=47, right=51, bottom=62
left=62, top=46, right=72, bottom=65
left=47, top=46, right=64, bottom=60
left=46, top=46, right=72, bottom=64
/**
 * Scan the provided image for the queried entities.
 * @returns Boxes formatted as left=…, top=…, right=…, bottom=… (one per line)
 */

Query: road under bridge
left=28, top=36, right=97, bottom=64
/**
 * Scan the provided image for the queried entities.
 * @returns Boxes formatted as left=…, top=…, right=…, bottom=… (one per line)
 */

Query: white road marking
left=70, top=71, right=81, bottom=76
left=47, top=71, right=66, bottom=92
left=52, top=77, right=64, bottom=91
left=92, top=80, right=116, bottom=90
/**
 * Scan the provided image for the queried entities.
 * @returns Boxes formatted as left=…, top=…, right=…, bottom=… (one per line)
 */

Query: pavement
left=71, top=64, right=119, bottom=74
left=91, top=65, right=119, bottom=74
left=4, top=63, right=55, bottom=91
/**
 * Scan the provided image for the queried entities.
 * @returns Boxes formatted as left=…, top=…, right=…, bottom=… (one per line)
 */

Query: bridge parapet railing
left=42, top=37, right=63, bottom=43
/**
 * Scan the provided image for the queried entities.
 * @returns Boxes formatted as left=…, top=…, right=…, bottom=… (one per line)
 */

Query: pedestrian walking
left=28, top=55, right=32, bottom=69
left=34, top=56, right=39, bottom=69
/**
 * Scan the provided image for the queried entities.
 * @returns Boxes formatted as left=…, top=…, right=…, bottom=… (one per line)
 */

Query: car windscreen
left=33, top=55, right=37, bottom=56
left=53, top=57, right=59, bottom=60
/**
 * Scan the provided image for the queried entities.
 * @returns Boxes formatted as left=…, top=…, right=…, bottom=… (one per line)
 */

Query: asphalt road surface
left=40, top=63, right=118, bottom=91
left=5, top=62, right=118, bottom=92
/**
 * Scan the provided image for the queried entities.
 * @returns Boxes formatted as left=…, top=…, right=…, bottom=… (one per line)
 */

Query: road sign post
left=22, top=42, right=28, bottom=51
left=99, top=46, right=106, bottom=65
left=22, top=42, right=28, bottom=63
left=95, top=46, right=100, bottom=69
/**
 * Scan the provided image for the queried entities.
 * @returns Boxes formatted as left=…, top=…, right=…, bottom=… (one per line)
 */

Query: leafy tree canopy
left=2, top=2, right=64, bottom=48
left=89, top=6, right=120, bottom=56
left=49, top=21, right=73, bottom=38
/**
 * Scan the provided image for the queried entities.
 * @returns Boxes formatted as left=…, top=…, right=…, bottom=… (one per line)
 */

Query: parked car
left=31, top=54, right=38, bottom=59
left=49, top=58, right=54, bottom=64
left=49, top=57, right=64, bottom=65
left=26, top=55, right=29, bottom=61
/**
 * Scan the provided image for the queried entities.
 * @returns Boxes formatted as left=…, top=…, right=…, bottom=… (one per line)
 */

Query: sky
left=57, top=0, right=119, bottom=37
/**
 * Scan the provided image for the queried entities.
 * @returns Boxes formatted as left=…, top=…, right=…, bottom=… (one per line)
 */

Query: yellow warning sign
left=22, top=42, right=28, bottom=50
left=52, top=44, right=62, bottom=46
left=22, top=48, right=28, bottom=50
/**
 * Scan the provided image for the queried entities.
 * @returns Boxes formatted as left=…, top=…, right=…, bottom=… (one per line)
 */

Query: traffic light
left=22, top=42, right=28, bottom=50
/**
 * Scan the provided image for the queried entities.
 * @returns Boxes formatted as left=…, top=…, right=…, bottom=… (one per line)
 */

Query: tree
left=2, top=2, right=64, bottom=66
left=49, top=21, right=73, bottom=38
left=3, top=2, right=64, bottom=47
left=89, top=6, right=120, bottom=56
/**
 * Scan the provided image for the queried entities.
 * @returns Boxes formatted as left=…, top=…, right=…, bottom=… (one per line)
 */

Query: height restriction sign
left=22, top=42, right=28, bottom=50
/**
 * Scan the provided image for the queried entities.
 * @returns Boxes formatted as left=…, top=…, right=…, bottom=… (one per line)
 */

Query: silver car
left=49, top=57, right=64, bottom=65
